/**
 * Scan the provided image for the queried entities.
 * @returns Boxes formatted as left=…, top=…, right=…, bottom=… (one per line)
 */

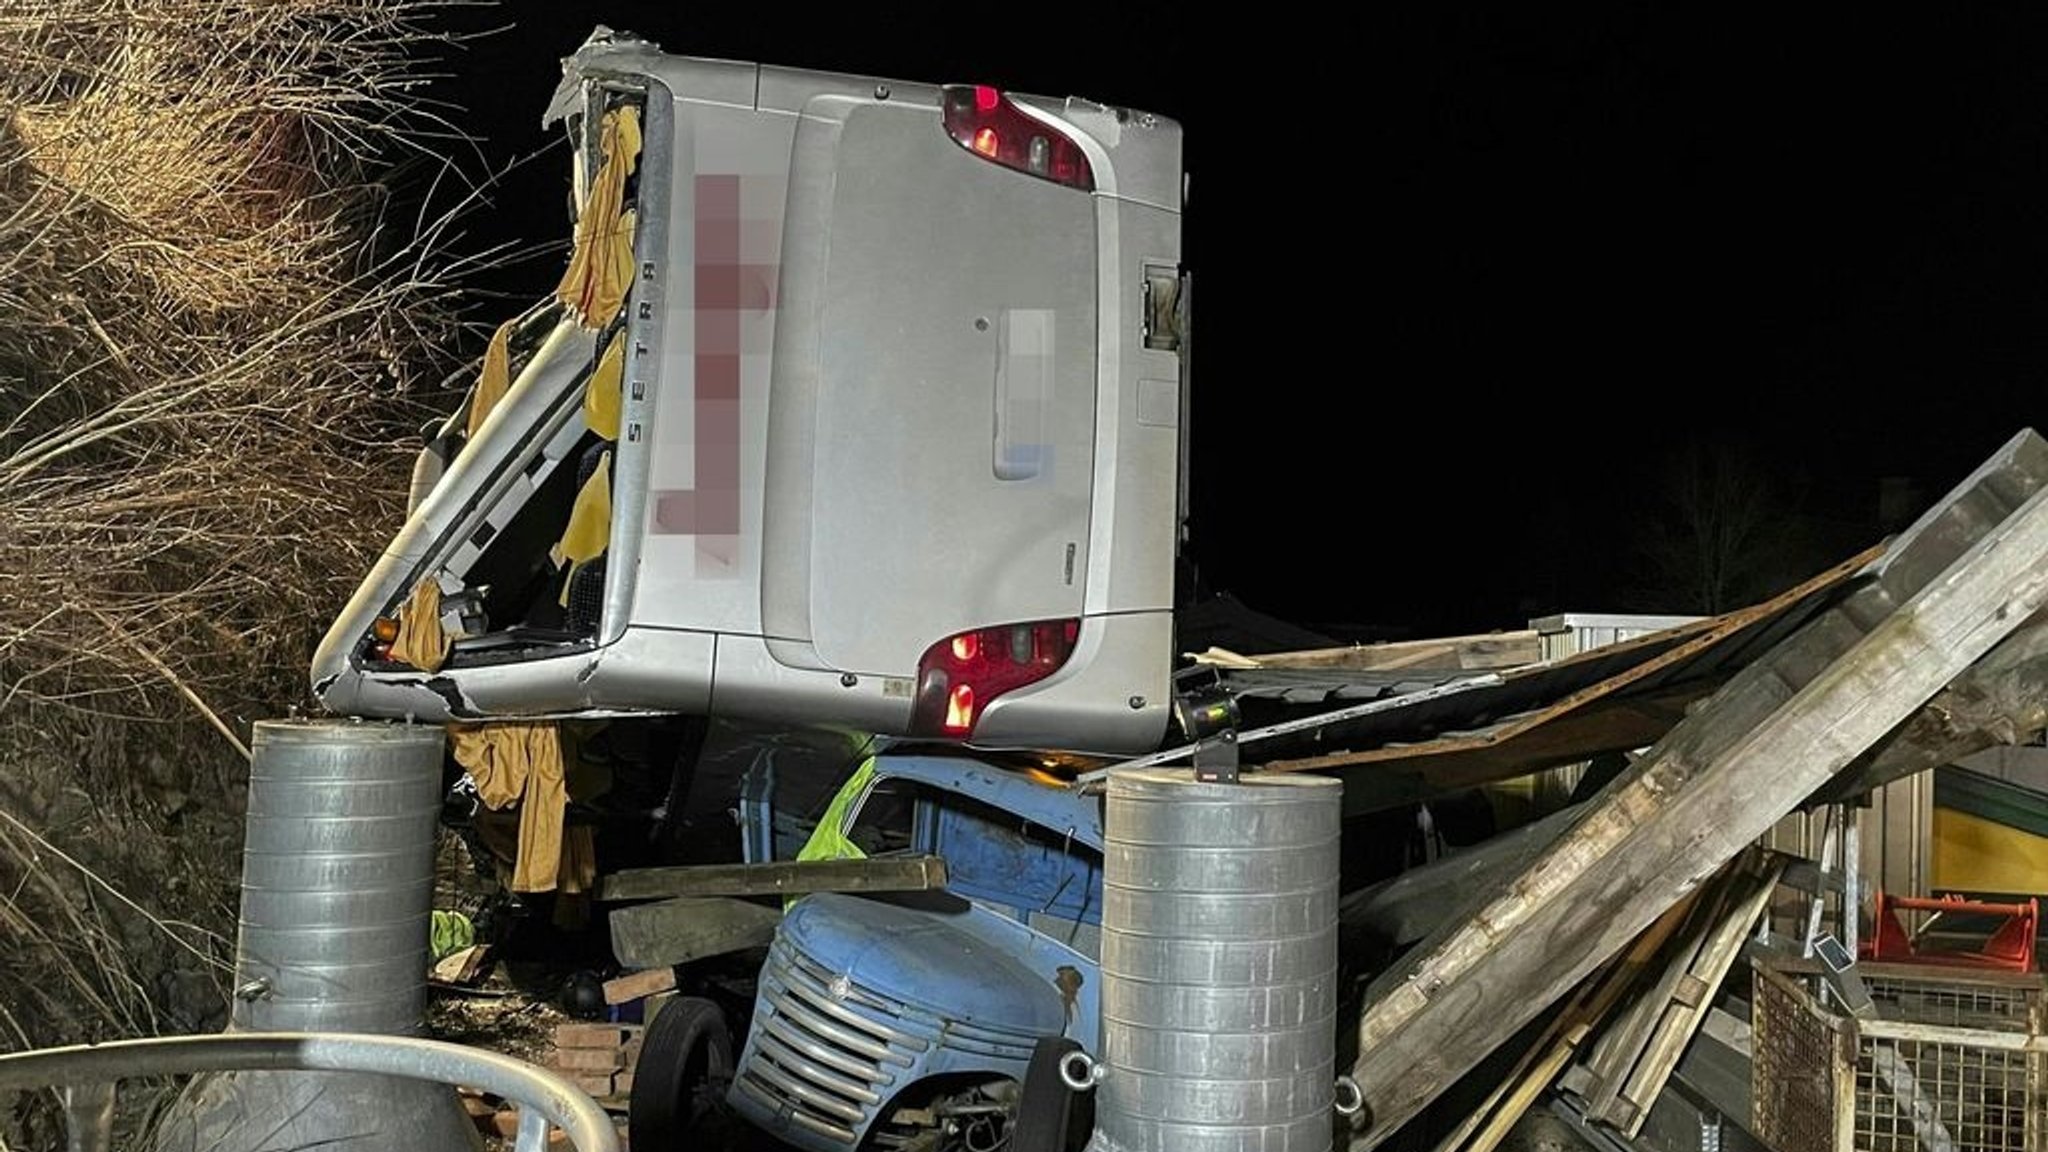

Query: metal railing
left=0, top=1031, right=621, bottom=1152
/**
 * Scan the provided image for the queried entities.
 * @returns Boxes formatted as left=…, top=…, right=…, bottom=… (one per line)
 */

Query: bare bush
left=0, top=0, right=479, bottom=732
left=0, top=0, right=495, bottom=1102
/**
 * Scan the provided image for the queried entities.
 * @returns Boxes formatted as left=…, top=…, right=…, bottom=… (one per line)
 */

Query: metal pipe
left=0, top=1032, right=618, bottom=1152
left=1071, top=675, right=1502, bottom=786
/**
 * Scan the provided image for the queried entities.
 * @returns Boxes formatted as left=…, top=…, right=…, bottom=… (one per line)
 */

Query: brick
left=570, top=1072, right=617, bottom=1096
left=612, top=1071, right=634, bottom=1096
left=555, top=1022, right=632, bottom=1049
left=554, top=1046, right=625, bottom=1072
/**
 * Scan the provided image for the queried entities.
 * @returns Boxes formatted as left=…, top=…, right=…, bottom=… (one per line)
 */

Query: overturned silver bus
left=311, top=27, right=1189, bottom=757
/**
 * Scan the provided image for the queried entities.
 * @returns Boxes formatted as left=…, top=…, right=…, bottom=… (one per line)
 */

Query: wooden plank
left=1346, top=429, right=2048, bottom=1149
left=1440, top=893, right=1700, bottom=1152
left=1575, top=868, right=1738, bottom=1124
left=1612, top=855, right=1784, bottom=1135
left=1243, top=631, right=1544, bottom=673
left=1814, top=612, right=2048, bottom=804
left=602, top=965, right=677, bottom=1006
left=608, top=895, right=782, bottom=969
left=597, top=854, right=947, bottom=902
left=1570, top=851, right=1783, bottom=1128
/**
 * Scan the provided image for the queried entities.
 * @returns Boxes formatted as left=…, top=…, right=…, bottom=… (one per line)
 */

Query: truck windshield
left=845, top=779, right=1100, bottom=932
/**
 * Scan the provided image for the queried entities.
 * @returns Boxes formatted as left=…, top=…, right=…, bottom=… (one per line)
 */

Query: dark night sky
left=409, top=5, right=2048, bottom=640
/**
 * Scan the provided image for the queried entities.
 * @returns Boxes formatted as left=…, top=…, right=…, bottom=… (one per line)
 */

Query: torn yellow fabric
left=554, top=448, right=612, bottom=607
left=559, top=206, right=635, bottom=331
left=388, top=579, right=449, bottom=673
left=449, top=721, right=568, bottom=893
left=556, top=104, right=642, bottom=329
left=584, top=329, right=624, bottom=442
left=465, top=317, right=517, bottom=443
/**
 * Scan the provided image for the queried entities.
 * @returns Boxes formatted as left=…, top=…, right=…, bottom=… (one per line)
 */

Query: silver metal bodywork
left=310, top=29, right=1184, bottom=756
left=1090, top=768, right=1344, bottom=1152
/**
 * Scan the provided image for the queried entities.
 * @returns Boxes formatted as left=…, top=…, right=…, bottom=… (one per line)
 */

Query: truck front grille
left=736, top=937, right=932, bottom=1145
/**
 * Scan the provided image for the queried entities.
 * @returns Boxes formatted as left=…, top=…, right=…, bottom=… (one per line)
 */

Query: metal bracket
left=1192, top=730, right=1239, bottom=784
left=1811, top=933, right=1876, bottom=1018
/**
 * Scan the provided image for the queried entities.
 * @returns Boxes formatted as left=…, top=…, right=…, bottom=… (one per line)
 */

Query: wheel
left=1009, top=1035, right=1091, bottom=1152
left=627, top=995, right=737, bottom=1146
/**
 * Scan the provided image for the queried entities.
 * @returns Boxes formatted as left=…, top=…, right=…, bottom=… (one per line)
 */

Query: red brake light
left=946, top=684, right=976, bottom=731
left=942, top=85, right=1095, bottom=191
left=911, top=618, right=1082, bottom=738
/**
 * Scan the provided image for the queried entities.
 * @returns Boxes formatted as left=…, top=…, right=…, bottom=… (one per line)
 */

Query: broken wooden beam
left=608, top=895, right=783, bottom=969
left=597, top=854, right=948, bottom=902
left=1238, top=631, right=1544, bottom=673
left=1436, top=889, right=1702, bottom=1152
left=1346, top=428, right=2048, bottom=1148
left=1560, top=849, right=1783, bottom=1134
left=1813, top=609, right=2048, bottom=804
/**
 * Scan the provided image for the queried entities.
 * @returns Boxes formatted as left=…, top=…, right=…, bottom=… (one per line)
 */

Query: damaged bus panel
left=310, top=29, right=1189, bottom=756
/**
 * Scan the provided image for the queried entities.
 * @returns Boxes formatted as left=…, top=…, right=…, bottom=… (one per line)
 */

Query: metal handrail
left=0, top=1031, right=621, bottom=1152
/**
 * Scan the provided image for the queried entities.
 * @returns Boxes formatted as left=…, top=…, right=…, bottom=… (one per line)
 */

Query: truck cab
left=729, top=753, right=1104, bottom=1150
left=309, top=28, right=1189, bottom=758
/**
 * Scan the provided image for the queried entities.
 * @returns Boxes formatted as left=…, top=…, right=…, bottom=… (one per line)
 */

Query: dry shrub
left=0, top=0, right=478, bottom=728
left=0, top=0, right=497, bottom=1109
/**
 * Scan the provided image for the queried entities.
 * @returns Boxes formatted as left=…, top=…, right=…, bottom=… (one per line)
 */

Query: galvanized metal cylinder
left=156, top=718, right=479, bottom=1152
left=1091, top=768, right=1343, bottom=1152
left=233, top=717, right=446, bottom=1034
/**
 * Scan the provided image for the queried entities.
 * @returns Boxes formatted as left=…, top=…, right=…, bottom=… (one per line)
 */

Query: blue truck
left=724, top=753, right=1105, bottom=1151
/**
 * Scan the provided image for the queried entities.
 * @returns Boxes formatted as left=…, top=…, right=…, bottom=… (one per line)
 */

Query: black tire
left=1010, top=1035, right=1091, bottom=1152
left=628, top=995, right=737, bottom=1147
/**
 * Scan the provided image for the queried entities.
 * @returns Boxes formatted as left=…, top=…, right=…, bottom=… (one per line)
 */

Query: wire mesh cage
left=1752, top=956, right=2048, bottom=1152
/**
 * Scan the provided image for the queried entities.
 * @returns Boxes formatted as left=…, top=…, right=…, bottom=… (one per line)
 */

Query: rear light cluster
left=941, top=85, right=1094, bottom=191
left=911, top=618, right=1081, bottom=738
